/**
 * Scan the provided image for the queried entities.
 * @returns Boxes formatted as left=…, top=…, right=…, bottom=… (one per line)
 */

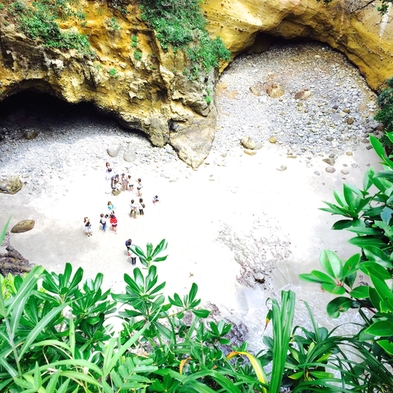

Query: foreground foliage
left=2, top=231, right=393, bottom=391
left=0, top=236, right=272, bottom=392
left=300, top=134, right=393, bottom=391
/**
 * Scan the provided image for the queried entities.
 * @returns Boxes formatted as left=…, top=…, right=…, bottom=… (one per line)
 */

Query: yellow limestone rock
left=203, top=0, right=393, bottom=90
left=0, top=0, right=392, bottom=167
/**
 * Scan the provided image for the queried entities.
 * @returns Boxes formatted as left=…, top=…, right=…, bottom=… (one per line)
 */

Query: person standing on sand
left=111, top=174, right=120, bottom=190
left=125, top=239, right=137, bottom=265
left=137, top=178, right=143, bottom=196
left=129, top=199, right=137, bottom=218
left=84, top=217, right=92, bottom=237
left=109, top=212, right=118, bottom=234
left=121, top=173, right=128, bottom=191
left=107, top=201, right=115, bottom=213
left=105, top=162, right=112, bottom=180
left=138, top=198, right=145, bottom=216
left=99, top=213, right=107, bottom=232
left=127, top=175, right=134, bottom=192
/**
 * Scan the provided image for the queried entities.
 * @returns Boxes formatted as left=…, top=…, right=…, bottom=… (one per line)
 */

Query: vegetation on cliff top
left=5, top=0, right=94, bottom=56
left=138, top=0, right=230, bottom=79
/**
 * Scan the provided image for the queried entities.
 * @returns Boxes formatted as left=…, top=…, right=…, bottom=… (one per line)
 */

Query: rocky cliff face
left=0, top=0, right=392, bottom=167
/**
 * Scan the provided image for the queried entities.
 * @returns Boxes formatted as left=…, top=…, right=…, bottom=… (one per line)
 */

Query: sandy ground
left=0, top=132, right=381, bottom=346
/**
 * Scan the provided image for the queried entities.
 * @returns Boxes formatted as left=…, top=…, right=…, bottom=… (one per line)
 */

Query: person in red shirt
left=109, top=212, right=118, bottom=234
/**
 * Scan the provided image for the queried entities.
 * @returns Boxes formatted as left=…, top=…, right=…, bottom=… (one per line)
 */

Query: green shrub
left=139, top=0, right=230, bottom=75
left=375, top=77, right=393, bottom=132
left=9, top=0, right=94, bottom=56
left=107, top=16, right=120, bottom=31
left=134, top=49, right=142, bottom=61
left=131, top=34, right=138, bottom=48
left=108, top=67, right=118, bottom=77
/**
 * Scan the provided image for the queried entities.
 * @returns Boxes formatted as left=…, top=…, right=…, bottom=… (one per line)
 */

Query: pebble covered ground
left=0, top=42, right=382, bottom=193
left=213, top=42, right=380, bottom=157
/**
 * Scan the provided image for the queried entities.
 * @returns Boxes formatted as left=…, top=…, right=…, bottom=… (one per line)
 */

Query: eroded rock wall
left=0, top=0, right=392, bottom=167
left=203, top=0, right=393, bottom=91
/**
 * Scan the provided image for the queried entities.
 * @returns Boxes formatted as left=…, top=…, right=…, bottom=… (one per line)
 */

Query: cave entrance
left=214, top=39, right=379, bottom=158
left=0, top=90, right=129, bottom=142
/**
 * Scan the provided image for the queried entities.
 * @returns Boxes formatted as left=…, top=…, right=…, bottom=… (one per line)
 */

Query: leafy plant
left=138, top=0, right=230, bottom=75
left=107, top=16, right=120, bottom=31
left=375, top=76, right=393, bottom=152
left=8, top=0, right=94, bottom=56
left=134, top=49, right=142, bottom=61
left=300, top=135, right=393, bottom=390
left=108, top=67, right=118, bottom=77
left=131, top=34, right=138, bottom=48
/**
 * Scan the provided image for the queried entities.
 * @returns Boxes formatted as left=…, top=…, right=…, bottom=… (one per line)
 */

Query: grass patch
left=7, top=0, right=94, bottom=57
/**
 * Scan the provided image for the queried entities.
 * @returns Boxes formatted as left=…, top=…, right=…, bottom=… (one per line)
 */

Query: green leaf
left=381, top=206, right=393, bottom=224
left=321, top=283, right=346, bottom=295
left=378, top=339, right=393, bottom=355
left=341, top=253, right=360, bottom=281
left=320, top=250, right=342, bottom=279
left=33, top=362, right=42, bottom=390
left=153, top=256, right=167, bottom=262
left=320, top=202, right=348, bottom=216
left=370, top=134, right=388, bottom=162
left=326, top=297, right=352, bottom=318
left=151, top=239, right=168, bottom=258
left=348, top=236, right=386, bottom=249
left=169, top=293, right=183, bottom=307
left=360, top=262, right=391, bottom=281
left=0, top=356, right=18, bottom=378
left=347, top=227, right=381, bottom=235
left=58, top=370, right=101, bottom=387
left=146, top=242, right=153, bottom=259
left=19, top=302, right=67, bottom=360
left=365, top=321, right=393, bottom=336
left=192, top=309, right=210, bottom=318
left=363, top=167, right=374, bottom=191
left=364, top=246, right=393, bottom=268
left=333, top=190, right=346, bottom=207
left=288, top=371, right=304, bottom=380
left=188, top=283, right=198, bottom=304
left=102, top=322, right=149, bottom=379
left=9, top=265, right=45, bottom=337
left=343, top=184, right=356, bottom=211
left=371, top=275, right=393, bottom=312
left=133, top=268, right=144, bottom=288
left=350, top=286, right=370, bottom=299
left=44, top=371, right=60, bottom=393
left=331, top=219, right=354, bottom=230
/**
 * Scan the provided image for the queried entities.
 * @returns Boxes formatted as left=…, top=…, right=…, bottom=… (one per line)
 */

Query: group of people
left=106, top=162, right=144, bottom=197
left=83, top=160, right=160, bottom=264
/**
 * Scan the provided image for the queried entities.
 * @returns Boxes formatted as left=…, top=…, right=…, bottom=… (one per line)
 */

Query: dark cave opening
left=0, top=90, right=137, bottom=142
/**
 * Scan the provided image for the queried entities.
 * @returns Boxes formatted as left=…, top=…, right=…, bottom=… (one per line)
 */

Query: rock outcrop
left=0, top=0, right=392, bottom=167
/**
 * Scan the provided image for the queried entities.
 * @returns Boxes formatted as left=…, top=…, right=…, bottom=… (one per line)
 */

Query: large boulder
left=0, top=176, right=23, bottom=195
left=11, top=220, right=35, bottom=233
